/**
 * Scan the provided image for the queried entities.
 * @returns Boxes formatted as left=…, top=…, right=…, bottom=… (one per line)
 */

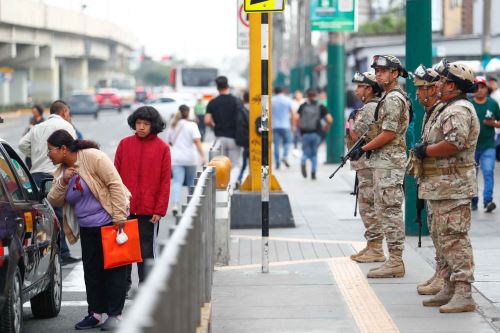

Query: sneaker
left=281, top=158, right=290, bottom=168
left=311, top=172, right=316, bottom=180
left=301, top=163, right=307, bottom=178
left=61, top=256, right=81, bottom=266
left=486, top=201, right=497, bottom=213
left=471, top=202, right=478, bottom=211
left=100, top=316, right=121, bottom=331
left=75, top=313, right=102, bottom=330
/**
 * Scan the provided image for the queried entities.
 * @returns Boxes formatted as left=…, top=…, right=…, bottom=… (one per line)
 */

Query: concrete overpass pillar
left=31, top=59, right=60, bottom=104
left=0, top=80, right=10, bottom=106
left=88, top=60, right=108, bottom=89
left=63, top=58, right=89, bottom=98
left=10, top=70, right=29, bottom=105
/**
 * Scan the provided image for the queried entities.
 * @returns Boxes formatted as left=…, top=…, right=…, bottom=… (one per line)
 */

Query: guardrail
left=117, top=166, right=216, bottom=333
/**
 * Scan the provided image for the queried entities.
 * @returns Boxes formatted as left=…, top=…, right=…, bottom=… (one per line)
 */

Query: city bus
left=168, top=66, right=219, bottom=104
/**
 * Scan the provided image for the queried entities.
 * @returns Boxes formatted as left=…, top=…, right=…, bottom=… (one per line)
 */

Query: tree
left=134, top=60, right=171, bottom=86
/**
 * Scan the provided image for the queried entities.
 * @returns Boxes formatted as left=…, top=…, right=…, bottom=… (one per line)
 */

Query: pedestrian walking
left=410, top=65, right=446, bottom=295
left=347, top=71, right=384, bottom=264
left=296, top=88, right=332, bottom=180
left=470, top=76, right=500, bottom=212
left=19, top=100, right=80, bottom=266
left=204, top=76, right=244, bottom=187
left=351, top=55, right=411, bottom=278
left=194, top=97, right=207, bottom=141
left=46, top=129, right=130, bottom=330
left=236, top=91, right=250, bottom=188
left=414, top=59, right=479, bottom=313
left=291, top=90, right=305, bottom=156
left=115, top=106, right=171, bottom=294
left=23, top=104, right=45, bottom=169
left=271, top=86, right=294, bottom=169
left=166, top=104, right=205, bottom=215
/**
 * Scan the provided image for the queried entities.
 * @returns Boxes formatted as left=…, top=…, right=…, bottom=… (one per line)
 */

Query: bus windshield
left=181, top=68, right=217, bottom=87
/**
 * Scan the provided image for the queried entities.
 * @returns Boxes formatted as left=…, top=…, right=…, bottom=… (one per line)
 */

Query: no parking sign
left=237, top=0, right=249, bottom=49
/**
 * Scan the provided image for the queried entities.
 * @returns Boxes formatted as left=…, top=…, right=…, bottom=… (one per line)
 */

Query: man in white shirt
left=19, top=100, right=79, bottom=265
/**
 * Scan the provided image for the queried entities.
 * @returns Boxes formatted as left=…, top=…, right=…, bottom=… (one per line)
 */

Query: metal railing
left=117, top=167, right=216, bottom=333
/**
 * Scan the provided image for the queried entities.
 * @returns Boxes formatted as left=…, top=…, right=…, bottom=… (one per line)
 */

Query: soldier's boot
left=439, top=282, right=476, bottom=313
left=352, top=240, right=385, bottom=263
left=417, top=268, right=445, bottom=295
left=350, top=243, right=369, bottom=260
left=417, top=270, right=437, bottom=289
left=422, top=279, right=454, bottom=307
left=366, top=250, right=405, bottom=278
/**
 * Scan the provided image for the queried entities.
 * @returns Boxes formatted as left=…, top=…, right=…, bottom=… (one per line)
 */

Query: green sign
left=310, top=0, right=357, bottom=31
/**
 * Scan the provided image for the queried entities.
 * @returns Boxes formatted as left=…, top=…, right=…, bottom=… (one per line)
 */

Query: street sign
left=244, top=0, right=285, bottom=13
left=238, top=0, right=249, bottom=49
left=310, top=0, right=357, bottom=31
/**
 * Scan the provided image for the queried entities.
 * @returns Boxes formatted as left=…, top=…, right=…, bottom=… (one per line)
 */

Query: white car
left=148, top=93, right=196, bottom=125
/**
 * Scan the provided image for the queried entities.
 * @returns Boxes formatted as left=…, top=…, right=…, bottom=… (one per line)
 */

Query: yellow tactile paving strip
left=329, top=257, right=400, bottom=333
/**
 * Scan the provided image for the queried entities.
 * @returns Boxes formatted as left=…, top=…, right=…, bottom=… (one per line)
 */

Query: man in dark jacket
left=115, top=106, right=171, bottom=294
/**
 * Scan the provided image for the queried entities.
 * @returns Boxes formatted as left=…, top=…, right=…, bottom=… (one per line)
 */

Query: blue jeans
left=171, top=165, right=197, bottom=206
left=472, top=148, right=496, bottom=206
left=301, top=133, right=322, bottom=173
left=273, top=128, right=291, bottom=168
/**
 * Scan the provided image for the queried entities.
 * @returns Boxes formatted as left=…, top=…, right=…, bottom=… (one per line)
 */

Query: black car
left=68, top=93, right=99, bottom=119
left=0, top=139, right=61, bottom=333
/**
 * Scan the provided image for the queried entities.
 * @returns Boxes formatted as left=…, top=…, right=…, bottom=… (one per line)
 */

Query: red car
left=96, top=89, right=122, bottom=113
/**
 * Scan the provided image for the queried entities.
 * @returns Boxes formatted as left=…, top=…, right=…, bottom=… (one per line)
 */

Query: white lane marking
left=62, top=262, right=86, bottom=292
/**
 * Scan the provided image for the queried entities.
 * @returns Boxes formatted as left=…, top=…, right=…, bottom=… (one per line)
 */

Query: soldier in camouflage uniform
left=351, top=55, right=411, bottom=278
left=347, top=72, right=385, bottom=263
left=412, top=65, right=446, bottom=295
left=413, top=59, right=479, bottom=313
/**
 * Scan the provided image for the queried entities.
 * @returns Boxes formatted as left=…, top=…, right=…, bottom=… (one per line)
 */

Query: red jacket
left=115, top=134, right=171, bottom=216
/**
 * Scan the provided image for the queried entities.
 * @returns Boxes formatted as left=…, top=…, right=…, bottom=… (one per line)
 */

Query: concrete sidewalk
left=212, top=147, right=500, bottom=333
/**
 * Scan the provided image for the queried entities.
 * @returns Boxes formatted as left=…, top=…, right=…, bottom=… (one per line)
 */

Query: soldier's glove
left=349, top=146, right=365, bottom=161
left=414, top=143, right=428, bottom=160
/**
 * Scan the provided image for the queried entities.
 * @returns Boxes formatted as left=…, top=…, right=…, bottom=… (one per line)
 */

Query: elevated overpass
left=0, top=0, right=136, bottom=106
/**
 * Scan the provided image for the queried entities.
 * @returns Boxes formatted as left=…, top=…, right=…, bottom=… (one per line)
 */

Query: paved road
left=1, top=109, right=177, bottom=332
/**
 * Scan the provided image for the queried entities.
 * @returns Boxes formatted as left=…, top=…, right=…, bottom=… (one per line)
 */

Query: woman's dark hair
left=32, top=104, right=44, bottom=116
left=47, top=129, right=99, bottom=152
left=127, top=106, right=166, bottom=134
left=179, top=104, right=190, bottom=118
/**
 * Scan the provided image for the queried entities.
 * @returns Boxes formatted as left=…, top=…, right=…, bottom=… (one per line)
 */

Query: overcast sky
left=43, top=0, right=248, bottom=67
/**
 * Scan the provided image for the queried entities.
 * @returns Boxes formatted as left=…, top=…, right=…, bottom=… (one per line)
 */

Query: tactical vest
left=421, top=97, right=478, bottom=176
left=368, top=87, right=411, bottom=151
left=345, top=99, right=378, bottom=150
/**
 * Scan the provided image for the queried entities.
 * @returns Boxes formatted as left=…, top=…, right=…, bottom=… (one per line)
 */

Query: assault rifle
left=351, top=173, right=359, bottom=217
left=416, top=185, right=424, bottom=248
left=329, top=131, right=368, bottom=179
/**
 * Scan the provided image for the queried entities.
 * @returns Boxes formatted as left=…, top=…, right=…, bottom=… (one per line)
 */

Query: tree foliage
left=134, top=60, right=170, bottom=86
left=358, top=12, right=406, bottom=34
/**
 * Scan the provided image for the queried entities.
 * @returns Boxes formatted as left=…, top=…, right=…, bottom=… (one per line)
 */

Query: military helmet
left=413, top=64, right=440, bottom=87
left=434, top=58, right=477, bottom=93
left=352, top=71, right=383, bottom=95
left=370, top=55, right=409, bottom=78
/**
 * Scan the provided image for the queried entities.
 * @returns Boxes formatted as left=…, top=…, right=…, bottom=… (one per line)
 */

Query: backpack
left=235, top=101, right=249, bottom=148
left=299, top=103, right=321, bottom=132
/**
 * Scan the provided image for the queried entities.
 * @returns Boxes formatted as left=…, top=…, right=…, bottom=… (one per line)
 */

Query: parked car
left=68, top=92, right=99, bottom=119
left=0, top=139, right=61, bottom=333
left=96, top=88, right=122, bottom=113
left=149, top=93, right=196, bottom=125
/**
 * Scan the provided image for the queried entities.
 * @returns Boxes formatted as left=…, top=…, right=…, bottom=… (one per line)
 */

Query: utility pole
left=481, top=0, right=492, bottom=68
left=325, top=31, right=345, bottom=164
left=404, top=0, right=432, bottom=236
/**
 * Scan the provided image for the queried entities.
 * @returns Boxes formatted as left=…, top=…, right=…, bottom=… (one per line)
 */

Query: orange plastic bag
left=101, top=219, right=143, bottom=269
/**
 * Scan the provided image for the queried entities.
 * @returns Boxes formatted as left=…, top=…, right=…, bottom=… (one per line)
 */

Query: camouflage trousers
left=427, top=199, right=475, bottom=283
left=373, top=168, right=405, bottom=252
left=357, top=168, right=383, bottom=241
left=426, top=200, right=445, bottom=272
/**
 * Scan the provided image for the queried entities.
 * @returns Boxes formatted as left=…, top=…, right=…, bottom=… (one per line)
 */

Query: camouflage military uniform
left=370, top=88, right=410, bottom=255
left=350, top=99, right=383, bottom=242
left=419, top=98, right=479, bottom=283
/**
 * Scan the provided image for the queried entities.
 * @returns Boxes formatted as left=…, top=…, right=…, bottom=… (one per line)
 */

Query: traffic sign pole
left=260, top=12, right=270, bottom=274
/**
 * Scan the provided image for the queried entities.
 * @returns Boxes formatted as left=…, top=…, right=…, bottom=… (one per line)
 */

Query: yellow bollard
left=208, top=156, right=231, bottom=190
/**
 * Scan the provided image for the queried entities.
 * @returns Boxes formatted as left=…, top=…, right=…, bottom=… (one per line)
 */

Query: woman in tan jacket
left=47, top=129, right=130, bottom=331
